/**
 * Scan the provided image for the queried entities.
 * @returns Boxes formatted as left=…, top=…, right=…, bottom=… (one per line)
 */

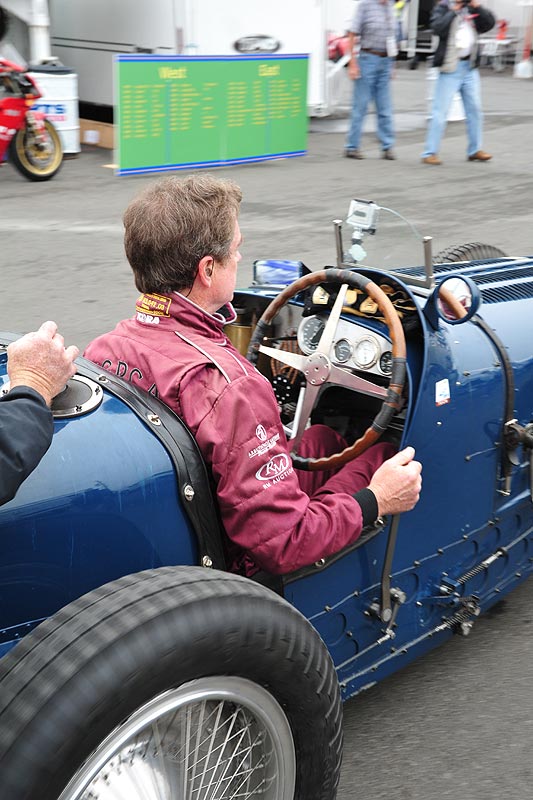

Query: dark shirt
left=0, top=385, right=53, bottom=506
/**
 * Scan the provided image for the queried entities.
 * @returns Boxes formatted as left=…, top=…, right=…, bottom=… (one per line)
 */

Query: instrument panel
left=297, top=315, right=393, bottom=377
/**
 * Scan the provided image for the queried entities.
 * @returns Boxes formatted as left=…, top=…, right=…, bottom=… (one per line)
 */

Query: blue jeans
left=345, top=52, right=395, bottom=151
left=422, top=61, right=483, bottom=157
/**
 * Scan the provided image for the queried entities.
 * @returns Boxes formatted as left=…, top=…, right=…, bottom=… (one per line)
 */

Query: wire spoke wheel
left=59, top=677, right=294, bottom=800
left=0, top=568, right=342, bottom=800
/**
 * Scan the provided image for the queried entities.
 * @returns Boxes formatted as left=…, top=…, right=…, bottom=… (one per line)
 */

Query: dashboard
left=297, top=314, right=393, bottom=378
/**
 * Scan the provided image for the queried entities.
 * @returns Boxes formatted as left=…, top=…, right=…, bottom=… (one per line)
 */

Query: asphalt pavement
left=0, top=61, right=532, bottom=800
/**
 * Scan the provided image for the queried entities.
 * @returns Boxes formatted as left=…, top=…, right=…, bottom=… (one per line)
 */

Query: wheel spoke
left=328, top=364, right=388, bottom=399
left=315, top=283, right=348, bottom=356
left=200, top=706, right=240, bottom=798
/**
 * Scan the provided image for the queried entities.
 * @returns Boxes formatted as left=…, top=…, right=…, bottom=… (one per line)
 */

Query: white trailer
left=48, top=0, right=355, bottom=117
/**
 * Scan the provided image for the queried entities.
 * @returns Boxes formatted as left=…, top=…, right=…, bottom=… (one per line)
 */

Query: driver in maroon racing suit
left=85, top=175, right=421, bottom=575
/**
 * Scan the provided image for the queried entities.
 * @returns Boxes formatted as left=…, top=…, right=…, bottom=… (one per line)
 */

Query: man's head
left=123, top=174, right=243, bottom=297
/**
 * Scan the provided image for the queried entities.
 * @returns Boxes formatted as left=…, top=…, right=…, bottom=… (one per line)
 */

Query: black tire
left=9, top=118, right=63, bottom=181
left=433, top=242, right=508, bottom=264
left=0, top=567, right=343, bottom=800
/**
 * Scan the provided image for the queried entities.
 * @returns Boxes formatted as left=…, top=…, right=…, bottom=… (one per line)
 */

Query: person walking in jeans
left=345, top=0, right=398, bottom=161
left=422, top=0, right=495, bottom=165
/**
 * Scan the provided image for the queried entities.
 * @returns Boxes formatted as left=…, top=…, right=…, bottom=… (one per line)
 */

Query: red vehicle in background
left=0, top=57, right=63, bottom=181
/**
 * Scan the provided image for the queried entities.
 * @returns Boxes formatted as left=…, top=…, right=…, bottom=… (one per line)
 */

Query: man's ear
left=197, top=256, right=214, bottom=286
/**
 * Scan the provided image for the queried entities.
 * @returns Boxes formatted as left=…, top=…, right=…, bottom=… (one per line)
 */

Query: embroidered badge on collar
left=136, top=293, right=171, bottom=317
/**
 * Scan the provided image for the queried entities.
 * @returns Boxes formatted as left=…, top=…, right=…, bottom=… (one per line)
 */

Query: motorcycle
left=0, top=57, right=63, bottom=181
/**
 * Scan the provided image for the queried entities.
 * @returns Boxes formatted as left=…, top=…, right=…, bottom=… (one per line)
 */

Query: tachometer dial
left=353, top=335, right=379, bottom=369
left=333, top=338, right=352, bottom=363
left=298, top=316, right=325, bottom=353
left=380, top=350, right=393, bottom=376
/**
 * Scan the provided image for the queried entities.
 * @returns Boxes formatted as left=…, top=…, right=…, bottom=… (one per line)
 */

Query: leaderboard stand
left=115, top=54, right=309, bottom=176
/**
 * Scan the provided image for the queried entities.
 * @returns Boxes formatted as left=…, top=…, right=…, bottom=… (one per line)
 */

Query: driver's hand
left=7, top=321, right=79, bottom=406
left=368, top=446, right=422, bottom=516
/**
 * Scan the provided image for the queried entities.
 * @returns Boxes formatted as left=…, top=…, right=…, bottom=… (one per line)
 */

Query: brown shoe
left=422, top=154, right=442, bottom=165
left=345, top=148, right=365, bottom=160
left=468, top=150, right=492, bottom=162
left=383, top=149, right=396, bottom=160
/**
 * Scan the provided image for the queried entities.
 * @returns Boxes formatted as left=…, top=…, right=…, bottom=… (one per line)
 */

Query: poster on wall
left=115, top=54, right=309, bottom=176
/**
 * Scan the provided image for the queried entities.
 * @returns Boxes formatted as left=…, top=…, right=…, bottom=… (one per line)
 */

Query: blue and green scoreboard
left=115, top=54, right=309, bottom=176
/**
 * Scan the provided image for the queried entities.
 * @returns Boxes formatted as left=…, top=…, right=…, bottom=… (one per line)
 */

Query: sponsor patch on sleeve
left=255, top=453, right=293, bottom=489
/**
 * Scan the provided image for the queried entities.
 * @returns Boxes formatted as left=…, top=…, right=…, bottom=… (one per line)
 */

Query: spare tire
left=433, top=242, right=508, bottom=264
left=0, top=566, right=343, bottom=800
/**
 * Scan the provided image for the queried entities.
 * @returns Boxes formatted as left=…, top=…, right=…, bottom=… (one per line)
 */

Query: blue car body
left=1, top=253, right=533, bottom=705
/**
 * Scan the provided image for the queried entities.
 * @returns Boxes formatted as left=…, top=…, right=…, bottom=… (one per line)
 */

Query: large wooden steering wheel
left=247, top=268, right=407, bottom=471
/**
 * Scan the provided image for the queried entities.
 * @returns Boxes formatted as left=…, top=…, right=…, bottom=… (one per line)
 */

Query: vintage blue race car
left=1, top=201, right=532, bottom=800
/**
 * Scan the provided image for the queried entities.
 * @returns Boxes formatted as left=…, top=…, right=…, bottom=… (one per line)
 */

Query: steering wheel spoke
left=316, top=283, right=349, bottom=356
left=289, top=383, right=322, bottom=452
left=328, top=363, right=388, bottom=399
left=258, top=343, right=308, bottom=374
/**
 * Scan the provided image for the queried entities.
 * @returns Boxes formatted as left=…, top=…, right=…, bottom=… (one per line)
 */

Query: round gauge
left=353, top=335, right=380, bottom=369
left=333, top=338, right=352, bottom=363
left=299, top=316, right=325, bottom=353
left=380, top=350, right=393, bottom=376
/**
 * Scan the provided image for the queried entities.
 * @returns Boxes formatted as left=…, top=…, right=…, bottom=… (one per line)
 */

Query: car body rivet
left=202, top=555, right=213, bottom=568
left=183, top=484, right=195, bottom=501
left=147, top=413, right=161, bottom=425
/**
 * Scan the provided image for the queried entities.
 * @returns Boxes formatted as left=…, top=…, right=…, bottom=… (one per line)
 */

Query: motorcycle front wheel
left=9, top=118, right=63, bottom=181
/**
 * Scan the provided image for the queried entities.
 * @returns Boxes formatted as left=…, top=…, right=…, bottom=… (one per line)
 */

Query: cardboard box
left=80, top=119, right=114, bottom=149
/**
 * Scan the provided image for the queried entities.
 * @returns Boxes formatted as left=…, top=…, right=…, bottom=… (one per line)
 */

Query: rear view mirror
left=424, top=276, right=481, bottom=328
